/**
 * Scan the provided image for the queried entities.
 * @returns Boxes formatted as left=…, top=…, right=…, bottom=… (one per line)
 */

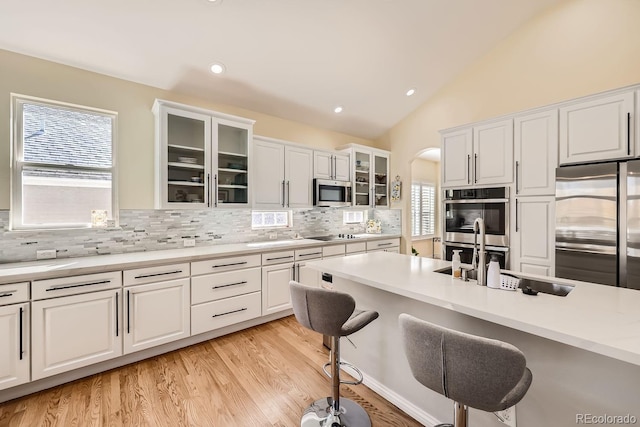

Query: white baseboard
left=341, top=362, right=443, bottom=427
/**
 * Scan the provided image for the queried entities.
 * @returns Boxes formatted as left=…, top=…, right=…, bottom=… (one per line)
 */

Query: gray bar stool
left=398, top=314, right=532, bottom=427
left=290, top=280, right=379, bottom=427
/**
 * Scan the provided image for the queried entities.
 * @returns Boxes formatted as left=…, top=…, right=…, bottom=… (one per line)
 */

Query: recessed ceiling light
left=334, top=106, right=343, bottom=114
left=406, top=88, right=416, bottom=97
left=210, top=63, right=226, bottom=75
left=208, top=0, right=222, bottom=3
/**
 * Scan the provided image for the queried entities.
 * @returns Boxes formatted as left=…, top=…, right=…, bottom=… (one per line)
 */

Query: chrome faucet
left=472, top=218, right=486, bottom=286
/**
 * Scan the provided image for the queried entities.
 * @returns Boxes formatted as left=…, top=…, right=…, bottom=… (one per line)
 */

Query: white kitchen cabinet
left=123, top=263, right=190, bottom=354
left=559, top=91, right=634, bottom=165
left=262, top=262, right=295, bottom=315
left=511, top=196, right=555, bottom=276
left=253, top=136, right=313, bottom=208
left=366, top=238, right=400, bottom=252
left=441, top=120, right=513, bottom=188
left=314, top=151, right=350, bottom=181
left=0, top=282, right=29, bottom=391
left=338, top=144, right=390, bottom=208
left=442, top=128, right=473, bottom=187
left=154, top=99, right=255, bottom=209
left=514, top=109, right=558, bottom=196
left=32, top=288, right=122, bottom=380
left=294, top=247, right=322, bottom=287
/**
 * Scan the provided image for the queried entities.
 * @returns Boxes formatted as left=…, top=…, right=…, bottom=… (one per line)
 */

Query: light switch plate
left=36, top=249, right=56, bottom=260
left=183, top=239, right=196, bottom=247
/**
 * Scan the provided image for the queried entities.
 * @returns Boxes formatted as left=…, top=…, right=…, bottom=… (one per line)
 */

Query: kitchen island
left=307, top=252, right=640, bottom=427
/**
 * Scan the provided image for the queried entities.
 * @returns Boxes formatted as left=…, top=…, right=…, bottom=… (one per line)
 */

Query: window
left=251, top=211, right=292, bottom=229
left=343, top=210, right=368, bottom=224
left=11, top=95, right=117, bottom=229
left=411, top=182, right=435, bottom=237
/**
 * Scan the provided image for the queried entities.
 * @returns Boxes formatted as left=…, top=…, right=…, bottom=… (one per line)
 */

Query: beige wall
left=384, top=0, right=640, bottom=253
left=0, top=49, right=377, bottom=210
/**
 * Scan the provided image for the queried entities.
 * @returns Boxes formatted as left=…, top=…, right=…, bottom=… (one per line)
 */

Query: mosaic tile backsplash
left=0, top=208, right=401, bottom=263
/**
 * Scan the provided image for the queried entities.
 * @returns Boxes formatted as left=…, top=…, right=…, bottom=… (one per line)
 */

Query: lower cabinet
left=512, top=196, right=555, bottom=276
left=31, top=288, right=122, bottom=380
left=191, top=292, right=261, bottom=336
left=0, top=301, right=29, bottom=391
left=296, top=262, right=320, bottom=287
left=366, top=238, right=401, bottom=253
left=262, top=262, right=295, bottom=315
left=124, top=278, right=190, bottom=354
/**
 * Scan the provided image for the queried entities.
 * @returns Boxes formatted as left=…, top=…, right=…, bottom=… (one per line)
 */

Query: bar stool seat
left=399, top=314, right=532, bottom=427
left=290, top=281, right=379, bottom=427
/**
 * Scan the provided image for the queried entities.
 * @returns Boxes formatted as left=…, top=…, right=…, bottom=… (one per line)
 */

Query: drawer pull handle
left=134, top=270, right=182, bottom=279
left=212, top=281, right=248, bottom=290
left=298, top=252, right=322, bottom=257
left=378, top=243, right=393, bottom=247
left=47, top=280, right=111, bottom=291
left=0, top=291, right=16, bottom=298
left=212, top=261, right=248, bottom=268
left=266, top=255, right=294, bottom=261
left=212, top=307, right=247, bottom=318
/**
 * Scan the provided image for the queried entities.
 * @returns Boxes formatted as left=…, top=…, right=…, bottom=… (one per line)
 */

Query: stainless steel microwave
left=313, top=179, right=352, bottom=207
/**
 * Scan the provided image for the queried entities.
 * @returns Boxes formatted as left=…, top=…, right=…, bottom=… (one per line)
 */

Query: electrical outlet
left=36, top=249, right=56, bottom=260
left=495, top=406, right=516, bottom=427
left=268, top=232, right=278, bottom=240
left=183, top=239, right=196, bottom=247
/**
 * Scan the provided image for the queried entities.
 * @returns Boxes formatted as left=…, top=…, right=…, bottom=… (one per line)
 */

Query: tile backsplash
left=0, top=208, right=401, bottom=263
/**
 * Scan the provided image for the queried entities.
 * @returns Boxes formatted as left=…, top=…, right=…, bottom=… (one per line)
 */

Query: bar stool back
left=399, top=313, right=532, bottom=427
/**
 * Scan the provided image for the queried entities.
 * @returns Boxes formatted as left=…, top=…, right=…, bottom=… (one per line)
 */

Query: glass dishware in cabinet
left=354, top=151, right=371, bottom=206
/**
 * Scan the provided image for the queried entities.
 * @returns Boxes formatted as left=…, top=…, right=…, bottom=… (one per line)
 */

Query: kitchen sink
left=246, top=240, right=296, bottom=248
left=434, top=268, right=574, bottom=296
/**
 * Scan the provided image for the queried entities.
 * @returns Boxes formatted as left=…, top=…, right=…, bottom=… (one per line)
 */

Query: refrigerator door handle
left=556, top=244, right=617, bottom=256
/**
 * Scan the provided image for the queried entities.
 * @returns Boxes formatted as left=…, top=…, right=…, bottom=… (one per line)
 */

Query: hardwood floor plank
left=0, top=316, right=422, bottom=427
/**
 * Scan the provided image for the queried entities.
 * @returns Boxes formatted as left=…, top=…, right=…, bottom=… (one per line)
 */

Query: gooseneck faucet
left=472, top=218, right=486, bottom=286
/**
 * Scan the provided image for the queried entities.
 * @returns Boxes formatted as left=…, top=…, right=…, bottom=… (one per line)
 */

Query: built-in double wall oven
left=442, top=187, right=510, bottom=268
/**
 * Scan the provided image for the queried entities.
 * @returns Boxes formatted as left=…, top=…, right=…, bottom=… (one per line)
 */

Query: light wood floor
left=0, top=316, right=422, bottom=427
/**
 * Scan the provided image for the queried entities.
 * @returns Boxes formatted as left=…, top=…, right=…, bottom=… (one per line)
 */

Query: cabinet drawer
left=295, top=247, right=323, bottom=261
left=192, top=254, right=261, bottom=276
left=191, top=292, right=261, bottom=336
left=346, top=242, right=366, bottom=254
left=191, top=267, right=261, bottom=304
left=0, top=282, right=29, bottom=305
left=262, top=250, right=295, bottom=266
left=123, top=263, right=189, bottom=286
left=366, top=238, right=400, bottom=251
left=322, top=244, right=346, bottom=257
left=32, top=271, right=121, bottom=300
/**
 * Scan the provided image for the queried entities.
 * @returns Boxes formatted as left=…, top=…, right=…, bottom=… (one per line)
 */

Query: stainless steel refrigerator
left=555, top=160, right=640, bottom=289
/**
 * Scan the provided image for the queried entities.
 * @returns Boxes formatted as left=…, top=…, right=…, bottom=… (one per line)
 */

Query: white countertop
left=307, top=252, right=640, bottom=367
left=0, top=234, right=399, bottom=284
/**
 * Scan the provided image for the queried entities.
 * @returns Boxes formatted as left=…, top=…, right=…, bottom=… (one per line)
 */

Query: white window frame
left=411, top=181, right=436, bottom=240
left=10, top=94, right=118, bottom=230
left=343, top=210, right=368, bottom=225
left=251, top=210, right=293, bottom=229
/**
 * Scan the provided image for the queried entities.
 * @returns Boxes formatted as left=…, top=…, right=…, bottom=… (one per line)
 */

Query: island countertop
left=307, top=252, right=640, bottom=367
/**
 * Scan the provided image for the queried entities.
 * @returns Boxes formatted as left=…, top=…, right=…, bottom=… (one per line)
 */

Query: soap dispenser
left=487, top=253, right=501, bottom=289
left=451, top=250, right=462, bottom=279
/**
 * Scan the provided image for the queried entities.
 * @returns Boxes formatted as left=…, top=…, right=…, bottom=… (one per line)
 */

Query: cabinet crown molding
left=152, top=98, right=255, bottom=125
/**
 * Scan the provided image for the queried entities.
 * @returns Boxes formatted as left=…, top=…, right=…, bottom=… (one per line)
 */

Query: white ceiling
left=0, top=0, right=561, bottom=140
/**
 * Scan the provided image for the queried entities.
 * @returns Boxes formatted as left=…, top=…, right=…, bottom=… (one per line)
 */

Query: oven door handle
left=445, top=242, right=509, bottom=252
left=444, top=198, right=509, bottom=204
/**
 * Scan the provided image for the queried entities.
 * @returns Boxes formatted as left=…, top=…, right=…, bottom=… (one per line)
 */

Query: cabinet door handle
left=515, top=199, right=519, bottom=232
left=214, top=174, right=218, bottom=208
left=474, top=153, right=478, bottom=184
left=115, top=292, right=119, bottom=337
left=46, top=280, right=111, bottom=292
left=212, top=281, right=247, bottom=290
left=126, top=290, right=131, bottom=334
left=296, top=263, right=301, bottom=281
left=0, top=291, right=16, bottom=298
left=282, top=180, right=286, bottom=207
left=212, top=261, right=248, bottom=268
left=19, top=306, right=23, bottom=360
left=266, top=255, right=294, bottom=261
left=515, top=161, right=520, bottom=195
left=298, top=252, right=322, bottom=258
left=287, top=181, right=291, bottom=207
left=207, top=173, right=211, bottom=208
left=378, top=242, right=393, bottom=247
left=212, top=307, right=247, bottom=318
left=627, top=112, right=631, bottom=156
left=134, top=270, right=182, bottom=279
left=467, top=154, right=471, bottom=185
left=291, top=263, right=296, bottom=280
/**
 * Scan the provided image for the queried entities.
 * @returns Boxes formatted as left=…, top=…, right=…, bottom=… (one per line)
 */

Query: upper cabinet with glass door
left=153, top=100, right=254, bottom=209
left=338, top=144, right=390, bottom=208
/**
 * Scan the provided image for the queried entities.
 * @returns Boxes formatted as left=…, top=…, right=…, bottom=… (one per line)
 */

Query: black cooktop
left=308, top=234, right=361, bottom=241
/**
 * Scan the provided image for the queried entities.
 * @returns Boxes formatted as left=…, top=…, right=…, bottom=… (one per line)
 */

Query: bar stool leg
left=453, top=402, right=468, bottom=427
left=300, top=336, right=372, bottom=427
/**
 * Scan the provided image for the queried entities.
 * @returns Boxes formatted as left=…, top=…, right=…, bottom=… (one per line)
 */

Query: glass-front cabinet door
left=160, top=107, right=211, bottom=209
left=354, top=151, right=372, bottom=206
left=154, top=99, right=254, bottom=209
left=373, top=153, right=389, bottom=207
